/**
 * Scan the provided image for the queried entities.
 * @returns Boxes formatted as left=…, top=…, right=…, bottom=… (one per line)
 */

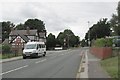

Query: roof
left=9, top=30, right=37, bottom=36
left=19, top=35, right=30, bottom=42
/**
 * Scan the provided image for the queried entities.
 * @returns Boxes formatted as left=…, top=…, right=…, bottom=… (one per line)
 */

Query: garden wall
left=90, top=47, right=112, bottom=59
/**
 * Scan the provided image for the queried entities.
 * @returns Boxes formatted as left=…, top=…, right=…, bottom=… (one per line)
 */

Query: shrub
left=2, top=44, right=11, bottom=54
left=93, top=38, right=113, bottom=47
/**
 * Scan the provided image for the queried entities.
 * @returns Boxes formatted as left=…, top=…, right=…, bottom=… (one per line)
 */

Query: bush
left=2, top=44, right=11, bottom=53
left=93, top=38, right=113, bottom=47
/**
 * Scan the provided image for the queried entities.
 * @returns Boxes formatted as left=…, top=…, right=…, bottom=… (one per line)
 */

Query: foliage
left=24, top=19, right=46, bottom=32
left=80, top=39, right=87, bottom=47
left=2, top=21, right=14, bottom=42
left=16, top=23, right=25, bottom=30
left=110, top=1, right=120, bottom=36
left=2, top=44, right=11, bottom=54
left=46, top=33, right=56, bottom=50
left=85, top=18, right=111, bottom=42
left=92, top=38, right=113, bottom=47
left=57, top=29, right=80, bottom=47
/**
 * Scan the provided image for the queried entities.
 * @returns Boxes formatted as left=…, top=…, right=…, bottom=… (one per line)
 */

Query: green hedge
left=2, top=44, right=11, bottom=54
left=93, top=38, right=113, bottom=47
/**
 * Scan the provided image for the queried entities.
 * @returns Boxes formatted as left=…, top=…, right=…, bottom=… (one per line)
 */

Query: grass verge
left=0, top=53, right=22, bottom=59
left=100, top=56, right=118, bottom=78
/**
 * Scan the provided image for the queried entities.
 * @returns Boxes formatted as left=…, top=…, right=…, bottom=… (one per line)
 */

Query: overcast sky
left=0, top=0, right=119, bottom=39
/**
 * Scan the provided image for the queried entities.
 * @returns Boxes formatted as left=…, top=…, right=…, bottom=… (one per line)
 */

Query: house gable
left=12, top=36, right=26, bottom=43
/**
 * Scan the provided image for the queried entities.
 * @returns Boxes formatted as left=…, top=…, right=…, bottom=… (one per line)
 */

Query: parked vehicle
left=22, top=42, right=46, bottom=59
left=113, top=36, right=120, bottom=47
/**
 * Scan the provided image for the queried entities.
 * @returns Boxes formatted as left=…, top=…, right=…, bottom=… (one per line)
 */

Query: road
left=2, top=48, right=85, bottom=79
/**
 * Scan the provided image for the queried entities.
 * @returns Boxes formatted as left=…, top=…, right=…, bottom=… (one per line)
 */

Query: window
left=25, top=44, right=36, bottom=49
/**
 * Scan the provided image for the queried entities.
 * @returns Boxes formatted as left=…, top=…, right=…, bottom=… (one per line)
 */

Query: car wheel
left=43, top=52, right=46, bottom=57
left=23, top=56, right=26, bottom=59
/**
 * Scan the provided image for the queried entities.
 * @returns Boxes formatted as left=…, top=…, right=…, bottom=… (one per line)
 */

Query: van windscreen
left=25, top=44, right=36, bottom=49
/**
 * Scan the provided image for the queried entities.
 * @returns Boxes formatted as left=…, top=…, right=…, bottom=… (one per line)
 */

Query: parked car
left=22, top=42, right=46, bottom=59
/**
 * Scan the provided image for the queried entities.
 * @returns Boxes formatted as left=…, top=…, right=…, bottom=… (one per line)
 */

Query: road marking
left=35, top=59, right=47, bottom=64
left=76, top=50, right=84, bottom=78
left=1, top=65, right=28, bottom=75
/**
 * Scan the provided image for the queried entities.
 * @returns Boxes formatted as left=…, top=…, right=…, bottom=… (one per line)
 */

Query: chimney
left=26, top=27, right=30, bottom=35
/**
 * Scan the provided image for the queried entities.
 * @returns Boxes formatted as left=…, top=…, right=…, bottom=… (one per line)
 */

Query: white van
left=23, top=42, right=46, bottom=59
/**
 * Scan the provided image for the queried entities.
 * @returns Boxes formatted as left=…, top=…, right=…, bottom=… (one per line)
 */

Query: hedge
left=93, top=38, right=113, bottom=47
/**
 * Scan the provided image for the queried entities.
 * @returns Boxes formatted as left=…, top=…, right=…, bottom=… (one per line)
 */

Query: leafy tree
left=57, top=29, right=80, bottom=47
left=46, top=33, right=56, bottom=50
left=24, top=19, right=45, bottom=32
left=80, top=39, right=87, bottom=47
left=110, top=1, right=120, bottom=35
left=57, top=32, right=64, bottom=46
left=2, top=44, right=11, bottom=54
left=2, top=21, right=14, bottom=41
left=85, top=18, right=111, bottom=42
left=16, top=23, right=25, bottom=30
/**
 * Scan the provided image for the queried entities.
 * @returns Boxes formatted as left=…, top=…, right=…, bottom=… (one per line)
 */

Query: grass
left=0, top=53, right=22, bottom=59
left=101, top=56, right=118, bottom=78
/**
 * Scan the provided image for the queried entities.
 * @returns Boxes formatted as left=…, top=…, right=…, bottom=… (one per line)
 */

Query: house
left=9, top=27, right=46, bottom=51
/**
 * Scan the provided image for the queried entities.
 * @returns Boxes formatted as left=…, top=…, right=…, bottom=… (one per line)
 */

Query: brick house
left=9, top=27, right=46, bottom=52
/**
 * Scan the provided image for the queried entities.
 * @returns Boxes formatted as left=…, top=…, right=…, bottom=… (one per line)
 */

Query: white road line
left=1, top=65, right=28, bottom=75
left=35, top=59, right=47, bottom=64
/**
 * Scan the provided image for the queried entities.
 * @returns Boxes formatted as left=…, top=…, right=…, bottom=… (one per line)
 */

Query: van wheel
left=43, top=52, right=46, bottom=57
left=23, top=56, right=26, bottom=59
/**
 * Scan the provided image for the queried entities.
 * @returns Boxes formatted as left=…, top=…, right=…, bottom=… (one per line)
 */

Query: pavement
left=0, top=56, right=23, bottom=63
left=79, top=48, right=111, bottom=78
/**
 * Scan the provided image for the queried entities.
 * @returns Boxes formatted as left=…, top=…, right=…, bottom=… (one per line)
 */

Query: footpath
left=0, top=56, right=22, bottom=63
left=79, top=49, right=111, bottom=78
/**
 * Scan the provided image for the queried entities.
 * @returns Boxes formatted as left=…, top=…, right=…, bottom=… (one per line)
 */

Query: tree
left=80, top=39, right=87, bottom=47
left=16, top=23, right=25, bottom=30
left=24, top=19, right=45, bottom=32
left=2, top=21, right=14, bottom=41
left=85, top=18, right=111, bottom=42
left=46, top=33, right=56, bottom=50
left=110, top=1, right=120, bottom=35
left=2, top=44, right=11, bottom=54
left=57, top=29, right=80, bottom=47
left=57, top=32, right=64, bottom=46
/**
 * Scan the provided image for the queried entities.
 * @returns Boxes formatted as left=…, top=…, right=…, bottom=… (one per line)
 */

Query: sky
left=0, top=0, right=119, bottom=39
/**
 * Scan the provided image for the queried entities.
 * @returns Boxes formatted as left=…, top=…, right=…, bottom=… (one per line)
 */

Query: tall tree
left=24, top=19, right=45, bottom=32
left=16, top=23, right=25, bottom=30
left=57, top=29, right=80, bottom=47
left=110, top=1, right=120, bottom=35
left=85, top=18, right=111, bottom=42
left=46, top=33, right=56, bottom=49
left=2, top=21, right=14, bottom=41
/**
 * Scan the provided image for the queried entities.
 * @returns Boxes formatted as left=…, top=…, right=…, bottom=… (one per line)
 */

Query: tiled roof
left=9, top=30, right=37, bottom=35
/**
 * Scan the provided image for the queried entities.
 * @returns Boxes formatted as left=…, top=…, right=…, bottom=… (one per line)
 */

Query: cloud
left=1, top=1, right=118, bottom=39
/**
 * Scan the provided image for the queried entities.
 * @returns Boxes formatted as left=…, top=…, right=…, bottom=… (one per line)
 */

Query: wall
left=90, top=47, right=112, bottom=59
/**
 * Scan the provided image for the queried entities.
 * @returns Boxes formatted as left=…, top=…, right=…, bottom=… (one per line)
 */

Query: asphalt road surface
left=2, top=48, right=84, bottom=79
